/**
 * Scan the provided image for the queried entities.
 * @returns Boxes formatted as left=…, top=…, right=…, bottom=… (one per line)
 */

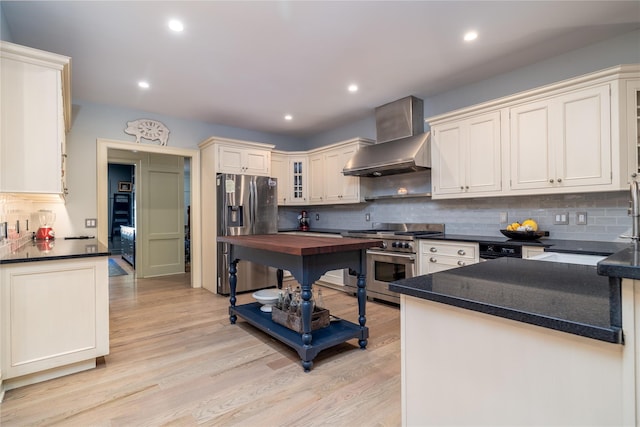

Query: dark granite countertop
left=0, top=239, right=110, bottom=264
left=390, top=257, right=622, bottom=344
left=415, top=233, right=550, bottom=247
left=598, top=244, right=640, bottom=280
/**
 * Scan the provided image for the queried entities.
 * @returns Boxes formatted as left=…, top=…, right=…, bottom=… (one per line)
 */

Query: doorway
left=107, top=163, right=135, bottom=255
left=96, top=139, right=201, bottom=288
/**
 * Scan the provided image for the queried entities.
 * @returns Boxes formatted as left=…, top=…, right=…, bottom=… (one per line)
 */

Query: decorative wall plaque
left=124, top=119, right=170, bottom=146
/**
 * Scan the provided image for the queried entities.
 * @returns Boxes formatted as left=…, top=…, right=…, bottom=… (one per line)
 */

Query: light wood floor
left=1, top=257, right=401, bottom=426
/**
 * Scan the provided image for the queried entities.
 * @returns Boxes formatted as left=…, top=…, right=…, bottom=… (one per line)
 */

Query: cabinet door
left=432, top=122, right=464, bottom=195
left=218, top=146, right=270, bottom=176
left=0, top=58, right=63, bottom=194
left=308, top=153, right=325, bottom=203
left=466, top=112, right=501, bottom=194
left=556, top=85, right=611, bottom=188
left=244, top=149, right=271, bottom=176
left=271, top=153, right=288, bottom=205
left=509, top=99, right=553, bottom=190
left=288, top=156, right=308, bottom=204
left=336, top=145, right=360, bottom=203
left=627, top=80, right=640, bottom=181
left=510, top=84, right=611, bottom=191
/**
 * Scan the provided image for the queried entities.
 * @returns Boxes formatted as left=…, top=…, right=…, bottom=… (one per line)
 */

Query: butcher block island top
left=217, top=233, right=382, bottom=256
left=218, top=233, right=383, bottom=372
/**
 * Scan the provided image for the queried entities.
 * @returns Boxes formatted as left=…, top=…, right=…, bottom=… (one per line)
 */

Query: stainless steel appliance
left=343, top=223, right=445, bottom=304
left=217, top=174, right=278, bottom=294
left=343, top=96, right=431, bottom=177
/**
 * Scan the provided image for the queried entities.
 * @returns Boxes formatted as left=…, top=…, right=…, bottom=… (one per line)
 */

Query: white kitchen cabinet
left=308, top=138, right=373, bottom=205
left=199, top=136, right=274, bottom=177
left=431, top=111, right=501, bottom=198
left=271, top=151, right=308, bottom=205
left=418, top=240, right=479, bottom=275
left=217, top=144, right=271, bottom=176
left=522, top=245, right=545, bottom=259
left=1, top=257, right=109, bottom=391
left=625, top=79, right=640, bottom=182
left=0, top=41, right=71, bottom=196
left=510, top=84, right=611, bottom=192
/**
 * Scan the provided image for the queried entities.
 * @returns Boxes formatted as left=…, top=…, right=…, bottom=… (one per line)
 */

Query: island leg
left=229, top=259, right=238, bottom=324
left=357, top=272, right=368, bottom=349
left=300, top=284, right=314, bottom=372
left=277, top=268, right=283, bottom=289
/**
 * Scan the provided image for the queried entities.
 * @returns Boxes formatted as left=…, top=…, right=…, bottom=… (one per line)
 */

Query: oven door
left=366, top=250, right=416, bottom=299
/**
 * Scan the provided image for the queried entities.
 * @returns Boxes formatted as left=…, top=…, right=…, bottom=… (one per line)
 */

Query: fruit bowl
left=500, top=229, right=546, bottom=241
left=252, top=289, right=281, bottom=312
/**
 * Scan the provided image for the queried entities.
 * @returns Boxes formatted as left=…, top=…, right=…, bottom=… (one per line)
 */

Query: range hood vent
left=343, top=96, right=430, bottom=177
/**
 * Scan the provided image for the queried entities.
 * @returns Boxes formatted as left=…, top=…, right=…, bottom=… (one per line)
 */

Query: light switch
left=576, top=212, right=587, bottom=225
left=553, top=212, right=569, bottom=225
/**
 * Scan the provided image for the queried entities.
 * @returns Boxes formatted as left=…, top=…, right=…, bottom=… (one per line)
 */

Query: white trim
left=96, top=138, right=201, bottom=288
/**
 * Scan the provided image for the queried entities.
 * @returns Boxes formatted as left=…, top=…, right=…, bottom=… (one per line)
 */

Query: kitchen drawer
left=419, top=240, right=477, bottom=260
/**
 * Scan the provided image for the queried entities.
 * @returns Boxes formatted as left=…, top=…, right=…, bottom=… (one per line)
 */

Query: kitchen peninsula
left=217, top=234, right=382, bottom=371
left=390, top=245, right=639, bottom=426
left=0, top=239, right=110, bottom=397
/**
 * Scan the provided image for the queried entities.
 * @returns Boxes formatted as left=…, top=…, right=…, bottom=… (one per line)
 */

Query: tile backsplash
left=279, top=191, right=633, bottom=242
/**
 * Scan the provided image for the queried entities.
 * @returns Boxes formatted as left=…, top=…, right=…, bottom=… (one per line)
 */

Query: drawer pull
left=457, top=260, right=466, bottom=266
left=429, top=257, right=437, bottom=263
left=457, top=249, right=465, bottom=256
left=430, top=247, right=437, bottom=253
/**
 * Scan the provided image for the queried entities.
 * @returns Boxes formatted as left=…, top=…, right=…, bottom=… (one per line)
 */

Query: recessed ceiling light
left=284, top=114, right=293, bottom=121
left=348, top=84, right=359, bottom=93
left=138, top=81, right=150, bottom=89
left=168, top=19, right=184, bottom=32
left=464, top=31, right=478, bottom=42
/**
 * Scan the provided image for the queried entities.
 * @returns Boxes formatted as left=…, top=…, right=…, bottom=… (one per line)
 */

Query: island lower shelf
left=230, top=302, right=368, bottom=361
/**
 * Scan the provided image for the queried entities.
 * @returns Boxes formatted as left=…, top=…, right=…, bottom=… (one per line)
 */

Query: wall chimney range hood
left=343, top=96, right=430, bottom=177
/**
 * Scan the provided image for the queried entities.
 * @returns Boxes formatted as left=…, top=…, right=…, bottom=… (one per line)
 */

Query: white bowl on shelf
left=252, top=289, right=281, bottom=312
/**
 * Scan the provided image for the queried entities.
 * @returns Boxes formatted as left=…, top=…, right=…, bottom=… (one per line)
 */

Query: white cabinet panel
left=0, top=42, right=70, bottom=195
left=418, top=240, right=478, bottom=275
left=218, top=145, right=271, bottom=176
left=1, top=257, right=109, bottom=386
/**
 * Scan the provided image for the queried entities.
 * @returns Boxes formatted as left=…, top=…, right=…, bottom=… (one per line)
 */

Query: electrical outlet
left=85, top=218, right=97, bottom=228
left=553, top=212, right=569, bottom=225
left=576, top=212, right=587, bottom=225
left=315, top=213, right=320, bottom=221
left=499, top=212, right=508, bottom=223
left=365, top=213, right=371, bottom=222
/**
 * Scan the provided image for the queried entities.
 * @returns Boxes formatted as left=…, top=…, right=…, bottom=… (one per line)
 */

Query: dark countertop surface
left=390, top=257, right=622, bottom=344
left=598, top=244, right=640, bottom=280
left=0, top=239, right=110, bottom=264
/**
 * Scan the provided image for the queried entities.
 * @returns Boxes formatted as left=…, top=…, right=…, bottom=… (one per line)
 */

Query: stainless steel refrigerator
left=217, top=174, right=278, bottom=294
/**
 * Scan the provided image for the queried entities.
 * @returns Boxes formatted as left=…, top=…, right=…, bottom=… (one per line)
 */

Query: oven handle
left=367, top=250, right=416, bottom=261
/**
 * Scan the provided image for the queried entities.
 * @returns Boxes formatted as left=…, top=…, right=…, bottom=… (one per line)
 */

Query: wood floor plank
left=1, top=256, right=401, bottom=426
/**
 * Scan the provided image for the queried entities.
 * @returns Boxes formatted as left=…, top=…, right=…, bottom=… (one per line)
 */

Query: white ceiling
left=2, top=1, right=639, bottom=138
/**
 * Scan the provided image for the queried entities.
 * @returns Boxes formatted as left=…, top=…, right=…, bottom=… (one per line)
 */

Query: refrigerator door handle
left=249, top=177, right=256, bottom=234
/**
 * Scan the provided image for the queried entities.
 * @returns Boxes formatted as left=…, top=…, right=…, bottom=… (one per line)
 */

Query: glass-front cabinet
left=271, top=152, right=308, bottom=205
left=628, top=79, right=640, bottom=181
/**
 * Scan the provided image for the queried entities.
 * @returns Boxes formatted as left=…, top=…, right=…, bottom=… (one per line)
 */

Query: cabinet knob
left=465, top=186, right=469, bottom=190
left=549, top=179, right=554, bottom=183
left=457, top=260, right=466, bottom=266
left=430, top=247, right=437, bottom=253
left=632, top=173, right=638, bottom=178
left=557, top=178, right=562, bottom=183
left=460, top=186, right=464, bottom=190
left=457, top=249, right=465, bottom=256
left=429, top=257, right=437, bottom=263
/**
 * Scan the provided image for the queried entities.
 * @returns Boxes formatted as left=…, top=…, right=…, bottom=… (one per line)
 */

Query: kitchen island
left=217, top=233, right=382, bottom=371
left=0, top=239, right=110, bottom=399
left=390, top=250, right=638, bottom=426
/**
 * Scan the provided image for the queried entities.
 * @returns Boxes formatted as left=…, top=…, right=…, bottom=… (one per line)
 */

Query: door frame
left=96, top=138, right=201, bottom=288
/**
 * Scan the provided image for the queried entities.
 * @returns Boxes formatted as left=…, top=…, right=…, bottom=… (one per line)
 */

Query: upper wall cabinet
left=431, top=111, right=501, bottom=198
left=308, top=138, right=373, bottom=205
left=0, top=41, right=71, bottom=196
left=427, top=64, right=640, bottom=198
left=625, top=79, right=640, bottom=182
left=199, top=136, right=274, bottom=177
left=272, top=151, right=308, bottom=205
left=509, top=85, right=611, bottom=191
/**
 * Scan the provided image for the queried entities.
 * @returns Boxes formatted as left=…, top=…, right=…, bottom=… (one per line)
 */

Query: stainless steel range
left=343, top=223, right=445, bottom=304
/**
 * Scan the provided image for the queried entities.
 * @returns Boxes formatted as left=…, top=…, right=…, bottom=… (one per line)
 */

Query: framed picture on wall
left=118, top=181, right=132, bottom=192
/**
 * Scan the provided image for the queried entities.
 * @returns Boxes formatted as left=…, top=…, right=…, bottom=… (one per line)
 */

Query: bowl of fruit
left=500, top=219, right=546, bottom=240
